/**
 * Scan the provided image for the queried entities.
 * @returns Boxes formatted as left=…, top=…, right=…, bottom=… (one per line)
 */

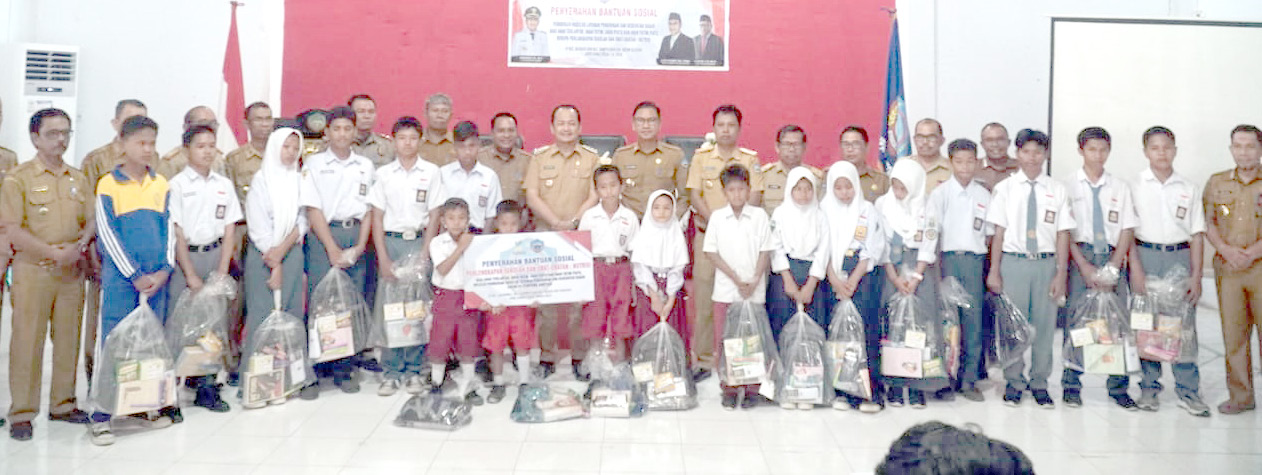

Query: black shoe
left=358, top=356, right=384, bottom=373
left=336, top=378, right=361, bottom=394
left=1032, top=389, right=1055, bottom=409
left=48, top=409, right=91, bottom=424
left=300, top=383, right=320, bottom=400
left=539, top=362, right=557, bottom=379
left=959, top=387, right=985, bottom=402
left=9, top=421, right=32, bottom=441
left=465, top=390, right=484, bottom=406
left=226, top=372, right=240, bottom=387
left=194, top=387, right=231, bottom=413
left=932, top=388, right=955, bottom=401
left=571, top=362, right=590, bottom=382
left=488, top=385, right=507, bottom=404
left=887, top=389, right=905, bottom=407
left=476, top=359, right=493, bottom=383
left=1063, top=389, right=1083, bottom=408
left=0, top=417, right=5, bottom=428
left=721, top=391, right=739, bottom=410
left=1112, top=394, right=1139, bottom=412
left=909, top=390, right=927, bottom=409
left=739, top=389, right=761, bottom=410
left=1003, top=385, right=1023, bottom=407
left=160, top=406, right=184, bottom=424
left=691, top=368, right=712, bottom=383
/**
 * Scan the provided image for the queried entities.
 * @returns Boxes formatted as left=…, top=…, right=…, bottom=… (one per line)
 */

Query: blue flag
left=879, top=19, right=911, bottom=172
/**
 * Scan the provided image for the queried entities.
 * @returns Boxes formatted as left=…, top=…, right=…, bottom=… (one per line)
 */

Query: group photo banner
left=464, top=231, right=595, bottom=309
left=508, top=0, right=730, bottom=70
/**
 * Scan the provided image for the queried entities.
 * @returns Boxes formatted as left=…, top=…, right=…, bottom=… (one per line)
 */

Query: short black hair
left=776, top=124, right=806, bottom=143
left=551, top=104, right=581, bottom=124
left=719, top=164, right=749, bottom=188
left=593, top=164, right=621, bottom=184
left=120, top=115, right=159, bottom=139
left=712, top=104, right=742, bottom=126
left=442, top=197, right=470, bottom=216
left=491, top=112, right=517, bottom=130
left=392, top=116, right=423, bottom=136
left=496, top=200, right=524, bottom=219
left=114, top=99, right=146, bottom=119
left=1231, top=124, right=1262, bottom=144
left=29, top=108, right=71, bottom=134
left=453, top=121, right=479, bottom=142
left=1077, top=127, right=1111, bottom=149
left=632, top=101, right=660, bottom=118
left=700, top=14, right=712, bottom=22
left=244, top=101, right=271, bottom=119
left=182, top=124, right=216, bottom=147
left=327, top=106, right=357, bottom=126
left=947, top=138, right=978, bottom=158
left=1014, top=128, right=1049, bottom=150
left=981, top=122, right=1008, bottom=136
left=668, top=12, right=681, bottom=22
left=840, top=125, right=869, bottom=144
left=347, top=94, right=375, bottom=107
left=876, top=421, right=1034, bottom=475
left=1143, top=126, right=1175, bottom=147
left=916, top=118, right=943, bottom=136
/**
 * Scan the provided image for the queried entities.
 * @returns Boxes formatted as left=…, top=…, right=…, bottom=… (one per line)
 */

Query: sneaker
left=739, top=389, right=760, bottom=410
left=797, top=402, right=813, bottom=410
left=9, top=421, right=33, bottom=441
left=908, top=390, right=927, bottom=409
left=378, top=378, right=401, bottom=397
left=336, top=378, right=361, bottom=394
left=1137, top=391, right=1159, bottom=412
left=160, top=407, right=184, bottom=424
left=779, top=402, right=796, bottom=410
left=465, top=390, right=484, bottom=406
left=1177, top=394, right=1211, bottom=417
left=960, top=387, right=985, bottom=402
left=475, top=359, right=493, bottom=383
left=1032, top=389, right=1054, bottom=409
left=1217, top=400, right=1256, bottom=415
left=300, top=383, right=320, bottom=400
left=89, top=422, right=115, bottom=446
left=831, top=397, right=851, bottom=411
left=405, top=375, right=425, bottom=395
left=721, top=390, right=739, bottom=410
left=269, top=395, right=288, bottom=406
left=358, top=356, right=384, bottom=373
left=1003, top=385, right=1022, bottom=407
left=131, top=411, right=172, bottom=430
left=1063, top=389, right=1083, bottom=408
left=1111, top=394, right=1138, bottom=411
left=571, top=362, right=590, bottom=382
left=887, top=389, right=905, bottom=407
left=241, top=401, right=266, bottom=410
left=488, top=385, right=507, bottom=404
left=539, top=361, right=556, bottom=379
left=194, top=387, right=231, bottom=413
left=859, top=401, right=884, bottom=414
left=48, top=408, right=91, bottom=424
left=226, top=372, right=240, bottom=387
left=691, top=368, right=713, bottom=383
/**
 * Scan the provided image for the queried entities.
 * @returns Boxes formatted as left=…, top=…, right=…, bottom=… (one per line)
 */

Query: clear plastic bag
left=776, top=308, right=828, bottom=405
left=826, top=299, right=872, bottom=400
left=1063, top=289, right=1139, bottom=375
left=370, top=251, right=432, bottom=349
left=939, top=276, right=974, bottom=309
left=394, top=392, right=472, bottom=430
left=241, top=291, right=316, bottom=406
left=880, top=293, right=948, bottom=389
left=510, top=380, right=587, bottom=423
left=988, top=293, right=1034, bottom=370
left=629, top=322, right=698, bottom=410
left=937, top=284, right=963, bottom=381
left=165, top=273, right=236, bottom=377
left=90, top=299, right=178, bottom=416
left=1134, top=266, right=1197, bottom=364
left=718, top=301, right=781, bottom=392
left=308, top=269, right=371, bottom=363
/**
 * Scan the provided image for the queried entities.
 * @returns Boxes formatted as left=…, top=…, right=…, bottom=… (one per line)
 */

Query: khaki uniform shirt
left=353, top=132, right=395, bottom=168
left=525, top=144, right=599, bottom=222
left=857, top=166, right=891, bottom=203
left=684, top=145, right=764, bottom=226
left=81, top=141, right=157, bottom=192
left=155, top=145, right=226, bottom=180
left=1205, top=168, right=1262, bottom=273
left=977, top=157, right=1018, bottom=192
left=760, top=161, right=824, bottom=214
left=479, top=146, right=532, bottom=204
left=225, top=142, right=264, bottom=205
left=0, top=146, right=17, bottom=178
left=919, top=156, right=953, bottom=195
left=420, top=130, right=455, bottom=167
left=303, top=136, right=327, bottom=157
left=611, top=141, right=688, bottom=218
left=0, top=159, right=93, bottom=264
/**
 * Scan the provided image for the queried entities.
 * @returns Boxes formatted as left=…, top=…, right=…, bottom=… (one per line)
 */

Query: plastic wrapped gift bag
left=370, top=251, right=432, bottom=349
left=988, top=293, right=1035, bottom=370
left=241, top=291, right=316, bottom=407
left=90, top=298, right=178, bottom=416
left=165, top=273, right=236, bottom=377
left=1133, top=266, right=1198, bottom=364
left=826, top=299, right=872, bottom=400
left=776, top=308, right=828, bottom=405
left=1063, top=289, right=1140, bottom=375
left=510, top=380, right=587, bottom=423
left=629, top=321, right=698, bottom=411
left=308, top=269, right=371, bottom=363
left=938, top=277, right=966, bottom=380
left=880, top=293, right=949, bottom=391
left=394, top=392, right=472, bottom=430
left=717, top=300, right=781, bottom=392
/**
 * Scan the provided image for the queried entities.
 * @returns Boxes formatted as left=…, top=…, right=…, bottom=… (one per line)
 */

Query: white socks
left=430, top=363, right=445, bottom=385
left=459, top=362, right=476, bottom=393
left=516, top=355, right=532, bottom=382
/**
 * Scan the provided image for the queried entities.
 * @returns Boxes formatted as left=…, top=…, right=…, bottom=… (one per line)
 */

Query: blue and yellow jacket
left=95, top=166, right=174, bottom=282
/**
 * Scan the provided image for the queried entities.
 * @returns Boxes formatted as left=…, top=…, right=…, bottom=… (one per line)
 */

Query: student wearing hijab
left=822, top=161, right=887, bottom=413
left=876, top=159, right=941, bottom=409
left=767, top=167, right=829, bottom=339
left=629, top=190, right=691, bottom=353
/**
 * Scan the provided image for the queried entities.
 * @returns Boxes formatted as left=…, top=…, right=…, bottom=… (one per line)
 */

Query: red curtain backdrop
left=282, top=0, right=893, bottom=168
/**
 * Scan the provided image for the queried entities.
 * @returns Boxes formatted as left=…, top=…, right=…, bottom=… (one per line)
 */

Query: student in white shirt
left=368, top=117, right=445, bottom=397
left=920, top=138, right=992, bottom=403
left=985, top=129, right=1074, bottom=409
left=428, top=198, right=483, bottom=405
left=578, top=165, right=639, bottom=364
left=167, top=124, right=243, bottom=413
left=767, top=167, right=829, bottom=341
left=436, top=121, right=502, bottom=232
left=628, top=190, right=690, bottom=354
left=1127, top=126, right=1210, bottom=416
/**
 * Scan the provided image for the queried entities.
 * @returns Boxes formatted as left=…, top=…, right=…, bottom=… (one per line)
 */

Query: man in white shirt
left=985, top=129, right=1074, bottom=409
left=436, top=121, right=502, bottom=233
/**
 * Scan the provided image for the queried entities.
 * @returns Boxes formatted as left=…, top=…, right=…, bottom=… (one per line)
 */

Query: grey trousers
left=1001, top=256, right=1057, bottom=391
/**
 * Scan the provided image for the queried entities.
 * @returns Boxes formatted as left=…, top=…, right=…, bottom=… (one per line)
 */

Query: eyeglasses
left=913, top=134, right=938, bottom=141
left=43, top=129, right=73, bottom=139
left=634, top=117, right=660, bottom=125
left=778, top=142, right=805, bottom=149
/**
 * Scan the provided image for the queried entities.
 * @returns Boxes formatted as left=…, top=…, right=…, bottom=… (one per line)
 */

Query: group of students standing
left=1, top=94, right=1261, bottom=447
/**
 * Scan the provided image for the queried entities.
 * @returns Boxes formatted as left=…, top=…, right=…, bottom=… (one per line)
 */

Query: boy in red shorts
left=578, top=165, right=639, bottom=363
left=428, top=198, right=485, bottom=404
left=480, top=200, right=538, bottom=403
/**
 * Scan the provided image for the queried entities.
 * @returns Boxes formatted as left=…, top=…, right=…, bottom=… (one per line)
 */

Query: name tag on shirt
left=973, top=217, right=984, bottom=231
left=914, top=230, right=923, bottom=242
left=215, top=204, right=226, bottom=219
left=1108, top=210, right=1119, bottom=223
left=359, top=183, right=368, bottom=196
left=1043, top=210, right=1056, bottom=224
left=479, top=195, right=488, bottom=208
left=416, top=189, right=427, bottom=203
left=1176, top=206, right=1187, bottom=219
left=855, top=226, right=868, bottom=240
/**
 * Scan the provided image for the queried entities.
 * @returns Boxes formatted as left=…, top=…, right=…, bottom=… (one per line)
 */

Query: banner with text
left=464, top=231, right=595, bottom=309
left=508, top=0, right=730, bottom=70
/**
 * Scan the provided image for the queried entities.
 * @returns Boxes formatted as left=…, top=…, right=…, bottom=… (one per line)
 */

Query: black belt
left=943, top=250, right=984, bottom=257
left=1076, top=242, right=1114, bottom=255
left=1004, top=251, right=1055, bottom=260
left=329, top=218, right=362, bottom=228
left=1136, top=240, right=1189, bottom=252
left=188, top=238, right=223, bottom=253
left=384, top=230, right=421, bottom=241
left=595, top=256, right=629, bottom=264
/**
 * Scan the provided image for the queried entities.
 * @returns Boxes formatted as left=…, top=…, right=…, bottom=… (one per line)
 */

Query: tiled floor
left=1, top=281, right=1260, bottom=474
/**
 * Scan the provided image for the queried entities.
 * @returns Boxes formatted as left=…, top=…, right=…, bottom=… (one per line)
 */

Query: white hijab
left=260, top=128, right=303, bottom=244
left=770, top=167, right=824, bottom=261
left=877, top=159, right=926, bottom=241
left=822, top=162, right=870, bottom=270
left=629, top=190, right=689, bottom=269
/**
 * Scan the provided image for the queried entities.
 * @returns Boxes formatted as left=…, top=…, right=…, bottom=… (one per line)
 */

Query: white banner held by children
left=464, top=231, right=595, bottom=308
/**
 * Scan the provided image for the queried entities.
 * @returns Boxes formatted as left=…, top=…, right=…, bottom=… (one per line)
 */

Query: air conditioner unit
left=1, top=44, right=80, bottom=166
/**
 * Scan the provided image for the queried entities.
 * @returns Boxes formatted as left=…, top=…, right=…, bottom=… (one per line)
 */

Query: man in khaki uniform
left=612, top=101, right=688, bottom=218
left=976, top=122, right=1018, bottom=191
left=911, top=118, right=952, bottom=195
left=525, top=104, right=598, bottom=377
left=155, top=105, right=226, bottom=178
left=349, top=94, right=395, bottom=168
left=419, top=93, right=455, bottom=167
left=0, top=97, right=20, bottom=332
left=479, top=112, right=532, bottom=204
left=78, top=99, right=155, bottom=379
left=1205, top=124, right=1262, bottom=415
left=761, top=124, right=824, bottom=213
left=685, top=104, right=763, bottom=373
left=838, top=125, right=889, bottom=202
left=3, top=108, right=94, bottom=440
left=225, top=102, right=273, bottom=205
